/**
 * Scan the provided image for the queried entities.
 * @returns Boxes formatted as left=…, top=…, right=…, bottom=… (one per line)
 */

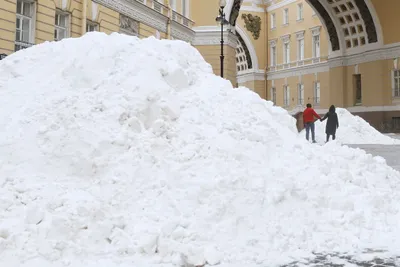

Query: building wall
left=0, top=0, right=17, bottom=54
left=0, top=0, right=192, bottom=56
left=265, top=0, right=330, bottom=110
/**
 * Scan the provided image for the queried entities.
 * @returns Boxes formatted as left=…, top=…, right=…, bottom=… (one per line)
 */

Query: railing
left=172, top=11, right=195, bottom=28
left=267, top=56, right=328, bottom=72
left=134, top=0, right=194, bottom=28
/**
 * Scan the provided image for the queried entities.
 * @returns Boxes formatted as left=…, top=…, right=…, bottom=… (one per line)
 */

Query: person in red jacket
left=303, top=103, right=321, bottom=143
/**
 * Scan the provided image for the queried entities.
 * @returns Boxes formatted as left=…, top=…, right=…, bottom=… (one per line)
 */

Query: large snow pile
left=304, top=108, right=400, bottom=144
left=1, top=32, right=400, bottom=267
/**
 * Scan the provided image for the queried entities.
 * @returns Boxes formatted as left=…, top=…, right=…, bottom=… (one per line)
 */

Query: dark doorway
left=354, top=74, right=362, bottom=105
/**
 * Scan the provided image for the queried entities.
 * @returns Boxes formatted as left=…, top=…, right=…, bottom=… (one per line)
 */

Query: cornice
left=192, top=29, right=238, bottom=49
left=171, top=21, right=195, bottom=42
left=93, top=0, right=168, bottom=32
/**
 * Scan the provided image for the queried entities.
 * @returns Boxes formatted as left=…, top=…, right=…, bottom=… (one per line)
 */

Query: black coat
left=322, top=112, right=339, bottom=135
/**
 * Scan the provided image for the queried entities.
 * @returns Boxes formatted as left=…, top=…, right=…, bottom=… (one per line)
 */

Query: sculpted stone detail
left=241, top=13, right=261, bottom=40
left=120, top=14, right=139, bottom=35
left=354, top=0, right=378, bottom=43
left=229, top=0, right=243, bottom=26
left=308, top=0, right=340, bottom=51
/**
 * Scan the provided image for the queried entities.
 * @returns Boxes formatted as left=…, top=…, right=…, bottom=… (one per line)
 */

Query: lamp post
left=216, top=0, right=228, bottom=78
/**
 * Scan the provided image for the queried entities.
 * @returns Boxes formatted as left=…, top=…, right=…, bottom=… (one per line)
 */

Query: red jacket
left=303, top=107, right=321, bottom=123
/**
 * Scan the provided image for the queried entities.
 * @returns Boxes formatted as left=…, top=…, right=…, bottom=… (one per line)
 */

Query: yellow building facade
left=1, top=0, right=400, bottom=131
left=0, top=0, right=194, bottom=54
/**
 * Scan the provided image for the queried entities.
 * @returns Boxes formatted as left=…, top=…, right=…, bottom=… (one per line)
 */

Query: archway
left=306, top=0, right=383, bottom=57
left=235, top=25, right=259, bottom=72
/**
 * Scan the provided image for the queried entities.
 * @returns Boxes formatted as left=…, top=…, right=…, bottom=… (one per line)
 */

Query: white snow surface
left=1, top=32, right=400, bottom=267
left=302, top=108, right=400, bottom=144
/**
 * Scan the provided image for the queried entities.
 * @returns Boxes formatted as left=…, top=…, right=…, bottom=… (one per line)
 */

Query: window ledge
left=282, top=23, right=289, bottom=27
left=296, top=18, right=304, bottom=22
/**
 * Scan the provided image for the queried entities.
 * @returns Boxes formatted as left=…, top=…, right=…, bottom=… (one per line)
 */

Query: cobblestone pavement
left=281, top=137, right=400, bottom=267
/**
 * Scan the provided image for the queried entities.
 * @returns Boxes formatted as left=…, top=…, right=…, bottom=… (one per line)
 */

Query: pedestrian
left=320, top=105, right=339, bottom=142
left=303, top=103, right=321, bottom=143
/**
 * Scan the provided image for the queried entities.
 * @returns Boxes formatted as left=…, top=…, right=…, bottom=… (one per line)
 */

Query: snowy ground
left=1, top=33, right=400, bottom=267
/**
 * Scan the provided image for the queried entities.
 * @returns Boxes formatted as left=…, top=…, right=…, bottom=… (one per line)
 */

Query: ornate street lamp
left=216, top=0, right=229, bottom=78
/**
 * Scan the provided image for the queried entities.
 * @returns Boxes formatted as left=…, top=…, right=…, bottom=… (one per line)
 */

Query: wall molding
left=267, top=61, right=329, bottom=80
left=171, top=21, right=195, bottom=42
left=93, top=0, right=168, bottom=32
left=237, top=69, right=265, bottom=83
left=192, top=27, right=238, bottom=48
left=266, top=0, right=297, bottom=12
left=329, top=42, right=400, bottom=68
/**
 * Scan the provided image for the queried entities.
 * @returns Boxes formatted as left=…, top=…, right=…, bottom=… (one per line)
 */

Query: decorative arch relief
left=307, top=0, right=379, bottom=52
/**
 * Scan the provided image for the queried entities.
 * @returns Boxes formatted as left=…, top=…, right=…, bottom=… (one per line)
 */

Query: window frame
left=54, top=11, right=70, bottom=41
left=283, top=8, right=289, bottom=25
left=15, top=0, right=35, bottom=51
left=283, top=85, right=290, bottom=107
left=392, top=69, right=400, bottom=98
left=297, top=83, right=304, bottom=105
left=297, top=3, right=303, bottom=21
left=314, top=81, right=321, bottom=105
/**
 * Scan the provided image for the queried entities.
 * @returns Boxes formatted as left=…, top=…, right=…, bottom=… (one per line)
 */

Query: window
left=297, top=38, right=304, bottom=61
left=312, top=34, right=320, bottom=59
left=271, top=13, right=276, bottom=29
left=283, top=8, right=289, bottom=25
left=283, top=42, right=290, bottom=64
left=297, top=84, right=304, bottom=105
left=283, top=85, right=290, bottom=107
left=270, top=45, right=277, bottom=66
left=55, top=12, right=69, bottom=41
left=15, top=0, right=34, bottom=51
left=314, top=82, right=320, bottom=104
left=86, top=21, right=99, bottom=32
left=393, top=70, right=400, bottom=97
left=271, top=87, right=276, bottom=104
left=297, top=3, right=303, bottom=21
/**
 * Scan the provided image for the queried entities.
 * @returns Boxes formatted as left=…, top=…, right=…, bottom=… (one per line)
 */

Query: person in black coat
left=320, top=105, right=339, bottom=142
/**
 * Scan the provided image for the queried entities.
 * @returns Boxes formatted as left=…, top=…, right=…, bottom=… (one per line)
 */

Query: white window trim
left=392, top=69, right=400, bottom=98
left=86, top=20, right=99, bottom=32
left=270, top=40, right=277, bottom=67
left=271, top=87, right=276, bottom=104
left=284, top=85, right=290, bottom=107
left=270, top=13, right=276, bottom=29
left=55, top=10, right=70, bottom=41
left=297, top=83, right=304, bottom=105
left=297, top=3, right=303, bottom=21
left=283, top=8, right=289, bottom=25
left=15, top=0, right=36, bottom=49
left=296, top=31, right=305, bottom=63
left=280, top=34, right=290, bottom=66
left=314, top=81, right=321, bottom=105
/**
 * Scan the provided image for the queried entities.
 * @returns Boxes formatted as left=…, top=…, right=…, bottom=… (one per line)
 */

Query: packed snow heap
left=307, top=108, right=400, bottom=144
left=1, top=32, right=400, bottom=267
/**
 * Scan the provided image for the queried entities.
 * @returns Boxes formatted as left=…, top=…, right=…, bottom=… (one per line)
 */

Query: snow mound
left=1, top=32, right=400, bottom=267
left=303, top=108, right=400, bottom=144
